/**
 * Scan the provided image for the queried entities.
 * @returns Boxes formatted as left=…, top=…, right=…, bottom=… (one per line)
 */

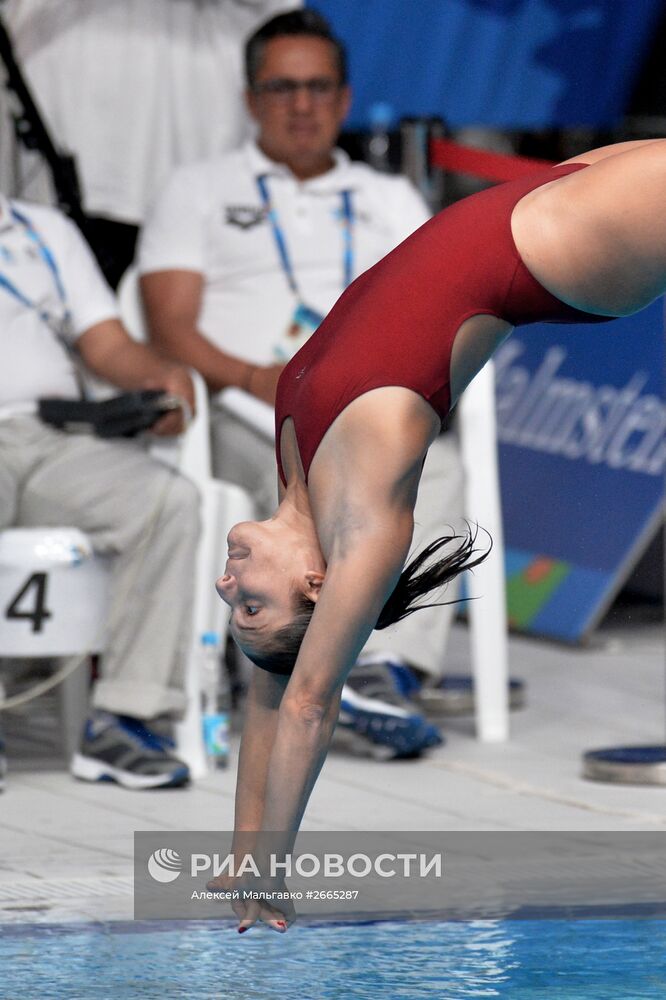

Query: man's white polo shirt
left=0, top=195, right=118, bottom=418
left=138, top=142, right=431, bottom=365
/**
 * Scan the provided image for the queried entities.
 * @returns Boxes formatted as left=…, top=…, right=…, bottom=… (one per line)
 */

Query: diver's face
left=216, top=520, right=322, bottom=641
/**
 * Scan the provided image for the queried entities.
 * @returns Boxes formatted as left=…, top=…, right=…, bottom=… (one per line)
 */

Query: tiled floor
left=1, top=601, right=664, bottom=925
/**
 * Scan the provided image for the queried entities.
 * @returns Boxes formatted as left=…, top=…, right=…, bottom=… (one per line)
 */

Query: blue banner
left=494, top=300, right=665, bottom=641
left=310, top=0, right=661, bottom=129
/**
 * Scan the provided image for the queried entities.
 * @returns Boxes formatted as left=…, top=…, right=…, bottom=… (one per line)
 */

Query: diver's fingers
left=237, top=899, right=261, bottom=933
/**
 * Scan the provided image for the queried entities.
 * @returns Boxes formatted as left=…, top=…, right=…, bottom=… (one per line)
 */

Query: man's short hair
left=245, top=9, right=348, bottom=89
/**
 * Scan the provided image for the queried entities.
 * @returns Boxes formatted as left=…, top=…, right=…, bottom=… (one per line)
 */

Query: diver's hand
left=206, top=873, right=296, bottom=933
left=237, top=889, right=296, bottom=934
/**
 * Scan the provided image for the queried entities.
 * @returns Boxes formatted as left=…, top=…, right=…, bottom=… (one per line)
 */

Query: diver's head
left=217, top=518, right=324, bottom=672
left=219, top=521, right=493, bottom=676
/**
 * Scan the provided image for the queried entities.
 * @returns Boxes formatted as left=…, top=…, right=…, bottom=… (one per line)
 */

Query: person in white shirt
left=0, top=0, right=297, bottom=223
left=0, top=194, right=199, bottom=791
left=139, top=9, right=464, bottom=758
left=0, top=0, right=298, bottom=284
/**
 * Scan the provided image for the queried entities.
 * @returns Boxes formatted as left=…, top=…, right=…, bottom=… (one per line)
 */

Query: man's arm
left=77, top=318, right=194, bottom=436
left=140, top=270, right=284, bottom=405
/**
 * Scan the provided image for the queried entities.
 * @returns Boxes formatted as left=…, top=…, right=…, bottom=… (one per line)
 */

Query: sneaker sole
left=70, top=753, right=189, bottom=790
left=416, top=678, right=526, bottom=717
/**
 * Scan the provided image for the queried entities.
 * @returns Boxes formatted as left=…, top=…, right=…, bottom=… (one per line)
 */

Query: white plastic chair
left=0, top=527, right=111, bottom=760
left=216, top=363, right=509, bottom=743
left=117, top=267, right=256, bottom=776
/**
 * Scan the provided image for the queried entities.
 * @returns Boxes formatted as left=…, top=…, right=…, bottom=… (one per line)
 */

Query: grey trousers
left=0, top=416, right=200, bottom=719
left=211, top=409, right=465, bottom=679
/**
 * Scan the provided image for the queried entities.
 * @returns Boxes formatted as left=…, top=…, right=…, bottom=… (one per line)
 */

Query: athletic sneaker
left=364, top=656, right=526, bottom=718
left=70, top=711, right=190, bottom=790
left=335, top=660, right=444, bottom=761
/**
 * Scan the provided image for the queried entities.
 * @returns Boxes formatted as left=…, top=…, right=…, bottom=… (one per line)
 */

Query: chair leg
left=173, top=478, right=257, bottom=779
left=173, top=483, right=223, bottom=780
left=459, top=361, right=510, bottom=742
left=58, top=655, right=91, bottom=761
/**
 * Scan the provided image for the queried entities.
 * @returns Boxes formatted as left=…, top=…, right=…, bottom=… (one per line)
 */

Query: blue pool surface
left=1, top=916, right=665, bottom=999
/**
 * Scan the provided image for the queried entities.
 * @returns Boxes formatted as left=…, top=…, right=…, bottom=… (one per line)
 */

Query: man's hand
left=144, top=366, right=196, bottom=437
left=247, top=363, right=285, bottom=406
left=77, top=318, right=196, bottom=436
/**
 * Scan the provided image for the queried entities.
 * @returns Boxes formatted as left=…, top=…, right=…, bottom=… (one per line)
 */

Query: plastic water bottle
left=200, top=631, right=230, bottom=769
left=367, top=101, right=395, bottom=173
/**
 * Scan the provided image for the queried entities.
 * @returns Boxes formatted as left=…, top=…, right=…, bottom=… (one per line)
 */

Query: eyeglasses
left=252, top=77, right=342, bottom=103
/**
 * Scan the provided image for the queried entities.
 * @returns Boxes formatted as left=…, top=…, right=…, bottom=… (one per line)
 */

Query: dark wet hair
left=245, top=9, right=348, bottom=90
left=239, top=592, right=315, bottom=676
left=239, top=524, right=491, bottom=674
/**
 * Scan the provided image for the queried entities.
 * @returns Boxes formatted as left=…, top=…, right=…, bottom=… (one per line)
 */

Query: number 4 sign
left=5, top=572, right=53, bottom=633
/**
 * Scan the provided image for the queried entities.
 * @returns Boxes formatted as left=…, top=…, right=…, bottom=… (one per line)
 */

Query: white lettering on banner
left=186, top=852, right=444, bottom=878
left=420, top=854, right=443, bottom=878
left=375, top=853, right=397, bottom=877
left=494, top=342, right=666, bottom=476
left=190, top=853, right=260, bottom=877
left=294, top=854, right=320, bottom=877
left=324, top=854, right=345, bottom=877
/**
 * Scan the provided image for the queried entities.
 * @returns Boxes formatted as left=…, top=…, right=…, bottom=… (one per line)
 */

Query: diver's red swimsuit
left=275, top=163, right=611, bottom=485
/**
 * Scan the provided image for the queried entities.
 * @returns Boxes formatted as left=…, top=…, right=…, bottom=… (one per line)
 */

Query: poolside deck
left=1, top=600, right=664, bottom=925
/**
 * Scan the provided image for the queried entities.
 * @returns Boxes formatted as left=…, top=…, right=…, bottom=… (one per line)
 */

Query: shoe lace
left=386, top=662, right=422, bottom=697
left=117, top=716, right=174, bottom=754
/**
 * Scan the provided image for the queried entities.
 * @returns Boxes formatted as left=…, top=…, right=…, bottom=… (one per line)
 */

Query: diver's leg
left=513, top=139, right=666, bottom=317
left=558, top=137, right=665, bottom=167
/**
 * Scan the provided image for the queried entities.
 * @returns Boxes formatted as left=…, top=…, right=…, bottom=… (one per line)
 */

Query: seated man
left=0, top=191, right=200, bottom=791
left=139, top=10, right=464, bottom=758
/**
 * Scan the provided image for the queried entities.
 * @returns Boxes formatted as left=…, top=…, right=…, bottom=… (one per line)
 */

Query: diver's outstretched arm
left=232, top=667, right=290, bottom=836
left=256, top=510, right=415, bottom=851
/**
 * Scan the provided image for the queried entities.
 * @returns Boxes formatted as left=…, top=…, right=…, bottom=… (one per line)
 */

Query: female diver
left=214, top=139, right=666, bottom=931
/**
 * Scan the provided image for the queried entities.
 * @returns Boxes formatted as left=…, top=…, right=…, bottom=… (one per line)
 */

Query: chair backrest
left=214, top=386, right=275, bottom=442
left=116, top=266, right=213, bottom=485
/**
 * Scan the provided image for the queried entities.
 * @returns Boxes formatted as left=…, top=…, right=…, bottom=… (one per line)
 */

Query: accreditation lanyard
left=0, top=207, right=71, bottom=333
left=256, top=174, right=355, bottom=298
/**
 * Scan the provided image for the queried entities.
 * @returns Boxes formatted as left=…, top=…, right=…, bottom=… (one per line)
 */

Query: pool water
left=1, top=916, right=665, bottom=999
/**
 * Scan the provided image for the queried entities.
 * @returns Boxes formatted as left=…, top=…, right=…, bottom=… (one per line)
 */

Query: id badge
left=273, top=302, right=325, bottom=361
left=39, top=299, right=73, bottom=343
left=55, top=309, right=74, bottom=343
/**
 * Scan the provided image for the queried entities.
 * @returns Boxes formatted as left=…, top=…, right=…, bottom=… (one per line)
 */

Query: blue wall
left=309, top=0, right=662, bottom=130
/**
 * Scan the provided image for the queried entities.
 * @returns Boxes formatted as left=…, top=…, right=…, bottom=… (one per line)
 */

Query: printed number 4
left=5, top=573, right=52, bottom=632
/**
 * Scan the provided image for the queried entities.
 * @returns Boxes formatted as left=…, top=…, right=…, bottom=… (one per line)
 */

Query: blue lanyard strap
left=0, top=207, right=69, bottom=324
left=256, top=174, right=355, bottom=299
left=341, top=189, right=354, bottom=290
